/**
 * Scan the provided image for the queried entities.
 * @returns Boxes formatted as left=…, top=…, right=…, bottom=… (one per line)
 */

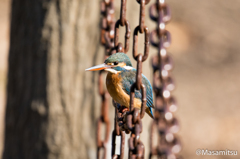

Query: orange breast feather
left=106, top=72, right=142, bottom=109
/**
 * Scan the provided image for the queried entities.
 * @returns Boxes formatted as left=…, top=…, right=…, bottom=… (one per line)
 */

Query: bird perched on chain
left=86, top=53, right=154, bottom=118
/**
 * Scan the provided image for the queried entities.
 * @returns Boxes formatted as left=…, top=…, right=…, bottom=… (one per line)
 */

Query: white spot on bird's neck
left=123, top=66, right=134, bottom=70
left=105, top=68, right=119, bottom=74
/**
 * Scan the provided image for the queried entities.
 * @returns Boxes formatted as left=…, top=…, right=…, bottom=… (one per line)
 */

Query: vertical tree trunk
left=3, top=0, right=103, bottom=158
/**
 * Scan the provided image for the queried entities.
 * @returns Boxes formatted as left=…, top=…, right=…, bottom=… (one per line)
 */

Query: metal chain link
left=97, top=75, right=110, bottom=159
left=116, top=0, right=151, bottom=158
left=149, top=0, right=182, bottom=158
left=101, top=0, right=116, bottom=55
left=112, top=101, right=125, bottom=159
left=97, top=0, right=116, bottom=158
left=111, top=0, right=131, bottom=158
left=114, top=0, right=131, bottom=53
left=97, top=0, right=183, bottom=158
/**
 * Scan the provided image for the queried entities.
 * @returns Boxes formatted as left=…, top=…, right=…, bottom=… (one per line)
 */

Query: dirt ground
left=1, top=0, right=240, bottom=159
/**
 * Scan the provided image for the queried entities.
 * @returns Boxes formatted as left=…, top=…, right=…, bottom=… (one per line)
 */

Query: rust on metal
left=149, top=3, right=171, bottom=23
left=98, top=0, right=116, bottom=158
left=100, top=0, right=116, bottom=56
left=114, top=20, right=131, bottom=53
left=96, top=0, right=186, bottom=158
left=139, top=0, right=145, bottom=33
left=124, top=0, right=151, bottom=158
left=149, top=0, right=182, bottom=158
left=111, top=101, right=125, bottom=159
left=110, top=0, right=133, bottom=156
left=120, top=0, right=127, bottom=26
left=150, top=29, right=171, bottom=48
left=97, top=70, right=111, bottom=159
left=133, top=26, right=149, bottom=62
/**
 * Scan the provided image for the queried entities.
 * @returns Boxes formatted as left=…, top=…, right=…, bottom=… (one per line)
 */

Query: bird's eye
left=113, top=62, right=118, bottom=65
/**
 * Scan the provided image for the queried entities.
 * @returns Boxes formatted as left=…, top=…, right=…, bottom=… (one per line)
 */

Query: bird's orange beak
left=85, top=63, right=112, bottom=71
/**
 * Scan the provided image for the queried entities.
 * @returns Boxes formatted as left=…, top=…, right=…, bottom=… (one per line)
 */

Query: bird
left=85, top=53, right=154, bottom=118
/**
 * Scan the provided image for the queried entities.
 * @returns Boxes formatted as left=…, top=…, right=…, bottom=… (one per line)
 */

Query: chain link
left=97, top=0, right=116, bottom=158
left=114, top=20, right=131, bottom=53
left=123, top=0, right=150, bottom=158
left=112, top=101, right=125, bottom=159
left=101, top=0, right=116, bottom=55
left=97, top=70, right=111, bottom=159
left=111, top=0, right=151, bottom=158
left=98, top=0, right=183, bottom=158
left=111, top=0, right=132, bottom=158
left=149, top=0, right=182, bottom=158
left=114, top=0, right=131, bottom=53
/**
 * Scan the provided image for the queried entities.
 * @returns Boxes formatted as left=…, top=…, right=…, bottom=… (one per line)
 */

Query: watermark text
left=196, top=149, right=237, bottom=156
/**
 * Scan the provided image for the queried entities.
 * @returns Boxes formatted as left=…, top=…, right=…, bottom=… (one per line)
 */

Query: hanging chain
left=111, top=0, right=131, bottom=158
left=100, top=0, right=115, bottom=55
left=112, top=101, right=125, bottom=159
left=97, top=72, right=110, bottom=159
left=97, top=0, right=115, bottom=158
left=127, top=0, right=149, bottom=157
left=149, top=0, right=182, bottom=159
left=114, top=0, right=131, bottom=53
left=98, top=0, right=183, bottom=158
left=114, top=0, right=151, bottom=158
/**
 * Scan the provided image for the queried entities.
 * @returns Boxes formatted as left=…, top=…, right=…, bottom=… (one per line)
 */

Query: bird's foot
left=117, top=105, right=131, bottom=134
left=118, top=106, right=129, bottom=116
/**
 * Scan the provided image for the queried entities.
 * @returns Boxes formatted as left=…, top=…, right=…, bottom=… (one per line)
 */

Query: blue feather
left=119, top=68, right=154, bottom=117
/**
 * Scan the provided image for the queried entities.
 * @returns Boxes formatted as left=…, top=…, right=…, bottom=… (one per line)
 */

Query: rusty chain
left=111, top=0, right=131, bottom=158
left=114, top=0, right=150, bottom=158
left=100, top=0, right=115, bottom=55
left=97, top=72, right=110, bottom=159
left=114, top=0, right=131, bottom=53
left=98, top=0, right=182, bottom=158
left=112, top=101, right=125, bottom=159
left=97, top=0, right=115, bottom=158
left=110, top=0, right=150, bottom=158
left=149, top=0, right=182, bottom=159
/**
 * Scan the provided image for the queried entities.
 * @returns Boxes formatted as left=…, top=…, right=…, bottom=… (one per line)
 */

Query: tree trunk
left=3, top=0, right=103, bottom=158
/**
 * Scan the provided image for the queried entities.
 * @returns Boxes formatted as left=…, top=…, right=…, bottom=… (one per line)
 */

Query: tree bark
left=3, top=0, right=103, bottom=158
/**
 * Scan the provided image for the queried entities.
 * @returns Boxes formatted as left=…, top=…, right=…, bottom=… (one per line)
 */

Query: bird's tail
left=146, top=107, right=154, bottom=119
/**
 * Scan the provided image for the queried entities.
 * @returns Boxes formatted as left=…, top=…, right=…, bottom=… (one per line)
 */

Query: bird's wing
left=120, top=69, right=154, bottom=108
left=142, top=73, right=154, bottom=108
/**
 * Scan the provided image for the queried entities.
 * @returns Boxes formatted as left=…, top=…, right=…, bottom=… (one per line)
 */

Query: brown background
left=0, top=0, right=240, bottom=158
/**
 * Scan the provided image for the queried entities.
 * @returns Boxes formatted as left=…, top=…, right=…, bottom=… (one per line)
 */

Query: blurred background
left=0, top=0, right=9, bottom=157
left=0, top=0, right=240, bottom=159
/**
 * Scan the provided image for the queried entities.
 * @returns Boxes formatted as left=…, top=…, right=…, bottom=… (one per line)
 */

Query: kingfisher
left=85, top=53, right=154, bottom=118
